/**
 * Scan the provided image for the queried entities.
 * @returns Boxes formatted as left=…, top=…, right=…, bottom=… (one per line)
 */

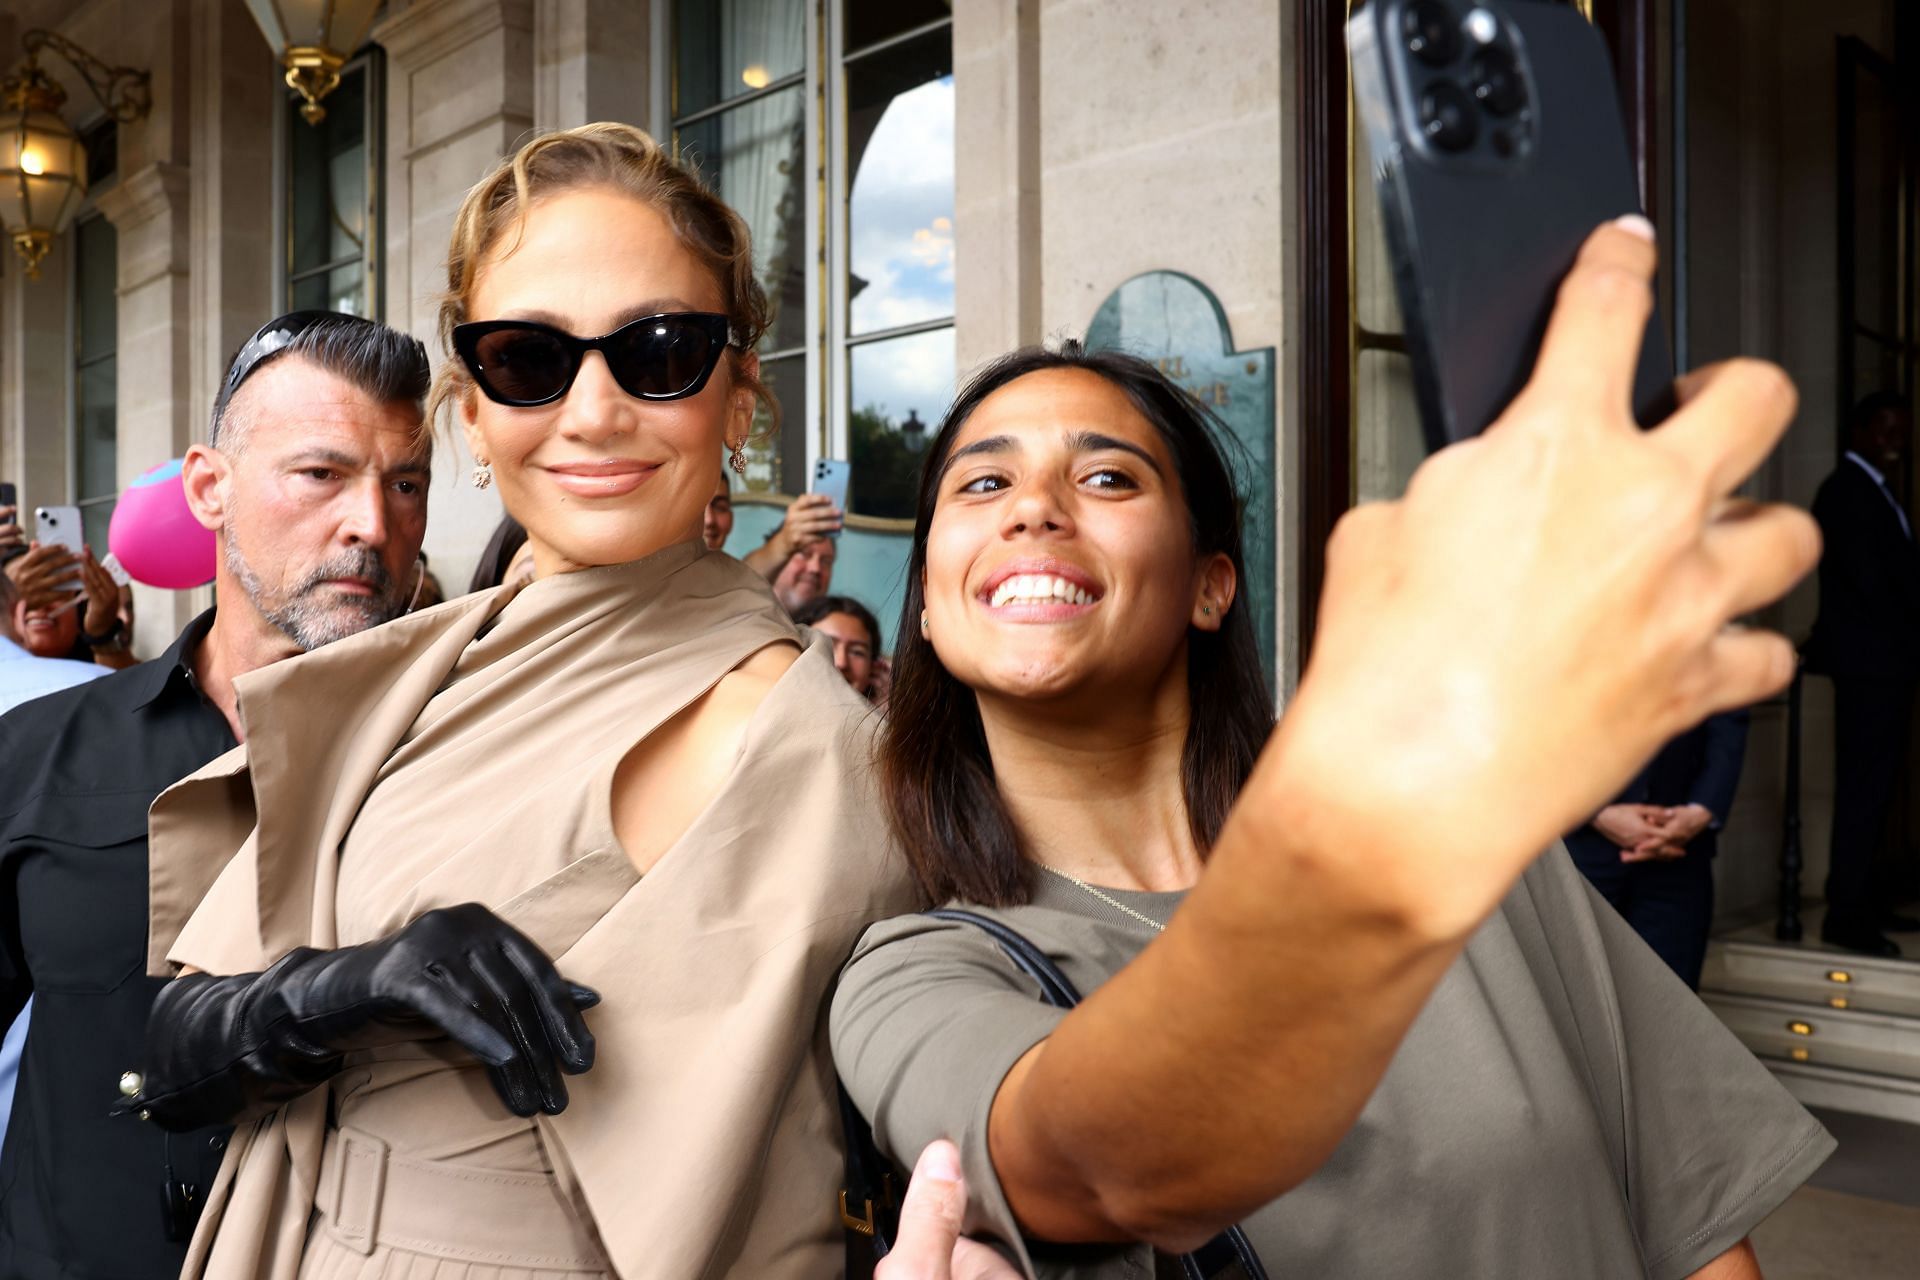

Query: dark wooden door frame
left=1292, top=0, right=1657, bottom=662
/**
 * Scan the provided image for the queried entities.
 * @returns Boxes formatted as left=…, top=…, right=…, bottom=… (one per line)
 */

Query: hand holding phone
left=5, top=542, right=84, bottom=611
left=1277, top=222, right=1812, bottom=939
left=0, top=483, right=21, bottom=561
left=810, top=460, right=852, bottom=539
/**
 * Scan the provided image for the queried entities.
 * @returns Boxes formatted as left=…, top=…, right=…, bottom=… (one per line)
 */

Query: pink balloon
left=108, top=459, right=215, bottom=590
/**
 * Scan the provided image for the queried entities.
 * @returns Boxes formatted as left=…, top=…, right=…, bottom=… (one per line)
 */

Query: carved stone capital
left=93, top=161, right=190, bottom=234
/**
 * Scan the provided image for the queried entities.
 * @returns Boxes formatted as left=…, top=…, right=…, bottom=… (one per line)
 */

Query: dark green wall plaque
left=1086, top=272, right=1278, bottom=674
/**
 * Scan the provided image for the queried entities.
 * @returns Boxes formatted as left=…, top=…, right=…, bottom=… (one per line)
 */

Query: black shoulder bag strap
left=837, top=908, right=1270, bottom=1280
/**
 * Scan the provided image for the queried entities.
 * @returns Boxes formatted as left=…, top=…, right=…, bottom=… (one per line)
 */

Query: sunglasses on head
left=451, top=312, right=738, bottom=408
left=221, top=310, right=406, bottom=407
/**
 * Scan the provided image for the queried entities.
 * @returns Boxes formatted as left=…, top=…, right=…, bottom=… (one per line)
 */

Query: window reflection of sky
left=852, top=328, right=955, bottom=428
left=850, top=75, right=954, bottom=337
left=849, top=74, right=954, bottom=429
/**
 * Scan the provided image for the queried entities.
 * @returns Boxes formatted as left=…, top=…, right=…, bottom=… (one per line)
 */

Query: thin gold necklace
left=1038, top=864, right=1166, bottom=933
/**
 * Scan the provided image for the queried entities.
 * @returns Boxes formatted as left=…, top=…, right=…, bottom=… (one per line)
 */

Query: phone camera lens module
left=1469, top=47, right=1525, bottom=116
left=1403, top=1, right=1460, bottom=66
left=1420, top=81, right=1479, bottom=152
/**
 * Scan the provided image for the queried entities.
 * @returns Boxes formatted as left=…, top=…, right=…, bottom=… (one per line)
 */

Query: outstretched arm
left=980, top=222, right=1816, bottom=1250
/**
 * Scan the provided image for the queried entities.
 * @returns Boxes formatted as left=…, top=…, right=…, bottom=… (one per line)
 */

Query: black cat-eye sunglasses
left=451, top=312, right=738, bottom=407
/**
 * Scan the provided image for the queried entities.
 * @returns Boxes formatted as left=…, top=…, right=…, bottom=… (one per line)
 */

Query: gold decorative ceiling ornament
left=243, top=0, right=383, bottom=125
left=0, top=30, right=151, bottom=279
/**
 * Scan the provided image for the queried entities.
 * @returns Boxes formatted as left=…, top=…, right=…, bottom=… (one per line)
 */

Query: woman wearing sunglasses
left=134, top=123, right=916, bottom=1278
left=833, top=228, right=1829, bottom=1277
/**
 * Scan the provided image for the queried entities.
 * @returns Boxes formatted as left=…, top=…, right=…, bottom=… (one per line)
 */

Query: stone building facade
left=2, top=0, right=1918, bottom=956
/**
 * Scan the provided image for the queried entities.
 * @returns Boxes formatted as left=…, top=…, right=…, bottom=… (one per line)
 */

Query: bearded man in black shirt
left=0, top=312, right=432, bottom=1277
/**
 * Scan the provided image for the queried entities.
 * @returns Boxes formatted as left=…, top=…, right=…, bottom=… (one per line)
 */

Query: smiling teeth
left=990, top=574, right=1095, bottom=608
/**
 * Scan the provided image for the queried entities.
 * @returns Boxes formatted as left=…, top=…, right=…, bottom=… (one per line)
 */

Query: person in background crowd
left=5, top=542, right=137, bottom=669
left=468, top=513, right=530, bottom=593
left=0, top=310, right=431, bottom=1280
left=834, top=223, right=1827, bottom=1280
left=705, top=466, right=735, bottom=551
left=0, top=566, right=107, bottom=714
left=0, top=533, right=113, bottom=1162
left=1805, top=390, right=1919, bottom=956
left=1565, top=710, right=1749, bottom=989
left=792, top=593, right=882, bottom=700
left=769, top=533, right=837, bottom=614
left=129, top=122, right=920, bottom=1280
left=741, top=487, right=843, bottom=603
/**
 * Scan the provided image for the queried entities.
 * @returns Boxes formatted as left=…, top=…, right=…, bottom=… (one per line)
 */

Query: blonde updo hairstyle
left=426, top=122, right=777, bottom=444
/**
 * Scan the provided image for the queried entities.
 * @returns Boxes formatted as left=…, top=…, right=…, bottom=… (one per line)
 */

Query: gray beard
left=223, top=535, right=409, bottom=652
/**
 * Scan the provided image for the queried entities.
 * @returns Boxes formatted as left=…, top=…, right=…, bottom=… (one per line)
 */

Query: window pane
left=75, top=216, right=116, bottom=365
left=676, top=87, right=808, bottom=354
left=82, top=119, right=116, bottom=188
left=848, top=326, right=951, bottom=518
left=291, top=261, right=368, bottom=317
left=675, top=0, right=805, bottom=118
left=76, top=358, right=116, bottom=506
left=289, top=62, right=368, bottom=285
left=81, top=501, right=114, bottom=553
left=847, top=0, right=951, bottom=53
left=739, top=352, right=809, bottom=496
left=847, top=31, right=954, bottom=336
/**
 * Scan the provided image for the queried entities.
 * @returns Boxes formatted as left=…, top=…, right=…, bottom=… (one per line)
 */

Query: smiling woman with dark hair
left=831, top=227, right=1831, bottom=1278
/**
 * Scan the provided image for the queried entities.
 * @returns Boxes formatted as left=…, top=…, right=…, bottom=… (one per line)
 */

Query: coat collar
left=235, top=586, right=504, bottom=956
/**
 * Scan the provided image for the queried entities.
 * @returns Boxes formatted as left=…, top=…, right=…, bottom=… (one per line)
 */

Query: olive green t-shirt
left=830, top=845, right=1833, bottom=1280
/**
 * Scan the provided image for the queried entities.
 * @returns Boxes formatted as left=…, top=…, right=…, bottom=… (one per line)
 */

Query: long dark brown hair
left=881, top=343, right=1275, bottom=906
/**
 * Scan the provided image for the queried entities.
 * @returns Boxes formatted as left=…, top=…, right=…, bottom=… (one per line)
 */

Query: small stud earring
left=1201, top=604, right=1214, bottom=616
left=920, top=610, right=930, bottom=635
left=728, top=444, right=748, bottom=476
left=472, top=462, right=494, bottom=490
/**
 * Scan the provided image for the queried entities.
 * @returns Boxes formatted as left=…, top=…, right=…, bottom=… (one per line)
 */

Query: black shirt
left=0, top=610, right=237, bottom=1278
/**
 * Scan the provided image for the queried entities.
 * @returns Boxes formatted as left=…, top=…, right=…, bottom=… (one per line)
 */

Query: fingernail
left=1612, top=213, right=1656, bottom=243
left=920, top=1141, right=962, bottom=1184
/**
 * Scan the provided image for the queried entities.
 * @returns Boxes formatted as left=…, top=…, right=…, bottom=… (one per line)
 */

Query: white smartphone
left=33, top=504, right=85, bottom=558
left=810, top=459, right=851, bottom=537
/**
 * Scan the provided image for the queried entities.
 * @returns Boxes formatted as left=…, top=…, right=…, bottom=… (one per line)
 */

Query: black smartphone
left=1349, top=0, right=1673, bottom=452
left=0, top=481, right=16, bottom=512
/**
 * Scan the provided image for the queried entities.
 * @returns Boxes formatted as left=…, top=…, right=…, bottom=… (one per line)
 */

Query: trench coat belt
left=314, top=1124, right=608, bottom=1268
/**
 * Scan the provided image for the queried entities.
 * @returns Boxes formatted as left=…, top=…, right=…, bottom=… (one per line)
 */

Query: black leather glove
left=129, top=903, right=599, bottom=1131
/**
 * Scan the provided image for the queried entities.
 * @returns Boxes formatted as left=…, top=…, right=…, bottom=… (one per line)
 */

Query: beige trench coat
left=145, top=544, right=917, bottom=1278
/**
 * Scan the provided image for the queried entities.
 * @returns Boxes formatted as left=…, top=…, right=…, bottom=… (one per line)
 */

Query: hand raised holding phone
left=1263, top=220, right=1816, bottom=938
left=4, top=542, right=85, bottom=612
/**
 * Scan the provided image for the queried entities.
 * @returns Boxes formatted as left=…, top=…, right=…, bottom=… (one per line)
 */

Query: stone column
left=0, top=234, right=75, bottom=527
left=188, top=0, right=276, bottom=436
left=532, top=0, right=651, bottom=134
left=952, top=0, right=1043, bottom=379
left=96, top=161, right=198, bottom=652
left=373, top=0, right=535, bottom=591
